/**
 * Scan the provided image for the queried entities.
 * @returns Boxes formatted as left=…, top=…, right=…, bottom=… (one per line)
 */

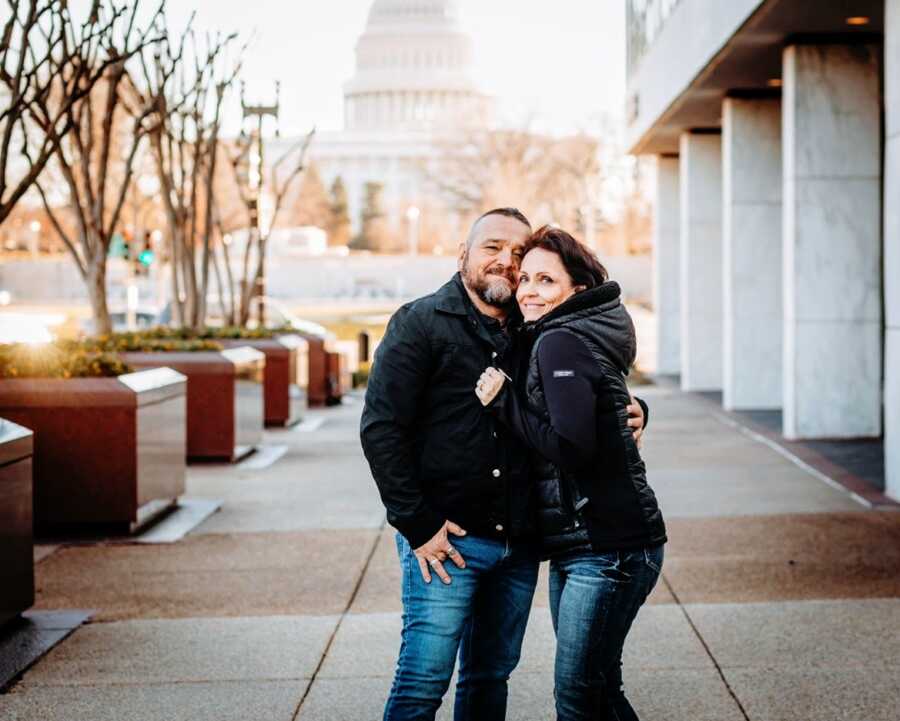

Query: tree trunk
left=86, top=257, right=113, bottom=336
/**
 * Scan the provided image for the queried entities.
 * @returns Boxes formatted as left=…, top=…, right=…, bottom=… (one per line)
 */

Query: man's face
left=458, top=215, right=531, bottom=308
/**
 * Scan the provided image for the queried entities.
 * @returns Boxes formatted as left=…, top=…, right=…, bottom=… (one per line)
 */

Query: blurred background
left=0, top=0, right=653, bottom=355
left=0, top=0, right=896, bottom=494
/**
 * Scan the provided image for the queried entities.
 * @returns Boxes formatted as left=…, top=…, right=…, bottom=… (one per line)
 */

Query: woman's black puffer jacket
left=495, top=282, right=666, bottom=557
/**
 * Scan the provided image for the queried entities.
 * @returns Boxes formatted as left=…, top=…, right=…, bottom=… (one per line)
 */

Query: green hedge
left=0, top=343, right=132, bottom=379
left=94, top=325, right=295, bottom=343
left=77, top=333, right=224, bottom=353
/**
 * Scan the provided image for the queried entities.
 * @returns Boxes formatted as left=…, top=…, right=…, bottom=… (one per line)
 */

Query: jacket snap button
left=492, top=468, right=501, bottom=478
left=495, top=524, right=504, bottom=532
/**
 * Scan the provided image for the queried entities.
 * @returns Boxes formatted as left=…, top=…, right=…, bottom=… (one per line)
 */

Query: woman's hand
left=475, top=367, right=506, bottom=406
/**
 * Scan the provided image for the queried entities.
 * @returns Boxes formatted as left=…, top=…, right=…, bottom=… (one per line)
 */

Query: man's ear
left=457, top=242, right=467, bottom=272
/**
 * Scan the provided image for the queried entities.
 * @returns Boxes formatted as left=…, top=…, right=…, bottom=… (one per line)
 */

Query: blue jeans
left=384, top=532, right=540, bottom=721
left=549, top=545, right=664, bottom=721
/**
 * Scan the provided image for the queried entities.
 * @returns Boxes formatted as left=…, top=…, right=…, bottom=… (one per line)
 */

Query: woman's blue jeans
left=549, top=545, right=664, bottom=721
left=383, top=532, right=540, bottom=721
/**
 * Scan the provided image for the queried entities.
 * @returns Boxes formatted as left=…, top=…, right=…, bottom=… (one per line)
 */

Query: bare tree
left=0, top=1, right=151, bottom=225
left=27, top=1, right=165, bottom=334
left=224, top=128, right=314, bottom=327
left=423, top=125, right=605, bottom=237
left=140, top=16, right=243, bottom=330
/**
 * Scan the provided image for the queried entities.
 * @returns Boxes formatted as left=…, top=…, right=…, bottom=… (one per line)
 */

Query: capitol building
left=274, top=0, right=491, bottom=245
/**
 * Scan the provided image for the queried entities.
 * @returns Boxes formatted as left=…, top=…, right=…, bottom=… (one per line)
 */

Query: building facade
left=272, top=0, right=489, bottom=240
left=627, top=0, right=898, bottom=500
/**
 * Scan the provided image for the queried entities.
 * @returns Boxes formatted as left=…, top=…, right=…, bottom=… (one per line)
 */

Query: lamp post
left=406, top=205, right=420, bottom=257
left=240, top=81, right=280, bottom=327
left=28, top=220, right=41, bottom=258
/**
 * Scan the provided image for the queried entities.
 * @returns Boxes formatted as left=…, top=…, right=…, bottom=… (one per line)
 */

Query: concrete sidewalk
left=2, top=387, right=898, bottom=720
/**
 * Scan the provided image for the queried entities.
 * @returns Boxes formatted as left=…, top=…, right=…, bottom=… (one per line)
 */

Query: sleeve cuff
left=392, top=509, right=446, bottom=549
left=636, top=396, right=649, bottom=429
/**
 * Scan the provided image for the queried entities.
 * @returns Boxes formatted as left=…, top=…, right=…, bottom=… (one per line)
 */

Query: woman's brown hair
left=522, top=225, right=608, bottom=290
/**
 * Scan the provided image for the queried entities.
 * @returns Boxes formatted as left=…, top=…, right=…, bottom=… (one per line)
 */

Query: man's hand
left=627, top=394, right=645, bottom=449
left=475, top=367, right=506, bottom=406
left=414, top=521, right=467, bottom=584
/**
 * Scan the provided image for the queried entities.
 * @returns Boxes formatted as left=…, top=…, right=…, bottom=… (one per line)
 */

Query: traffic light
left=109, top=233, right=129, bottom=259
left=134, top=233, right=154, bottom=276
left=138, top=247, right=154, bottom=267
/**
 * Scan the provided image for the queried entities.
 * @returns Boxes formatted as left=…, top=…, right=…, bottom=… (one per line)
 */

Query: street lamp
left=241, top=80, right=281, bottom=327
left=406, top=205, right=420, bottom=257
left=28, top=220, right=41, bottom=258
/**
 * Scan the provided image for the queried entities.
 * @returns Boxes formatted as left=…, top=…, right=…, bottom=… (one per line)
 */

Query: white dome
left=344, top=0, right=487, bottom=131
left=367, top=0, right=461, bottom=27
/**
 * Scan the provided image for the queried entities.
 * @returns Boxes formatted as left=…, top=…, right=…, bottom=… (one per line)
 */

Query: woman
left=475, top=225, right=667, bottom=721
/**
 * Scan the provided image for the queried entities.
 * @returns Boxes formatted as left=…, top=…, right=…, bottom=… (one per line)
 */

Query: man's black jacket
left=360, top=274, right=533, bottom=548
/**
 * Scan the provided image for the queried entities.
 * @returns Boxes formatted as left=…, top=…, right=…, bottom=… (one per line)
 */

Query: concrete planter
left=0, top=418, right=34, bottom=626
left=0, top=369, right=187, bottom=533
left=122, top=348, right=264, bottom=462
left=220, top=335, right=308, bottom=427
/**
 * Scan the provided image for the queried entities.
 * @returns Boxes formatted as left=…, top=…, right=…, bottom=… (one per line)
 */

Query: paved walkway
left=2, top=386, right=898, bottom=720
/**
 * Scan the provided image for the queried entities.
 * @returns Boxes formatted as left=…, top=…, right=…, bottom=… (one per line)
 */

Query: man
left=361, top=208, right=645, bottom=720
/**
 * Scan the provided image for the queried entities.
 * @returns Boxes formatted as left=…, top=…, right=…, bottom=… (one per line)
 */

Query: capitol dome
left=366, top=0, right=461, bottom=24
left=343, top=0, right=488, bottom=131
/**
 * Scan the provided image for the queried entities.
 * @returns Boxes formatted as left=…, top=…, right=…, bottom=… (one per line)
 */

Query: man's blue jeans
left=549, top=545, right=664, bottom=721
left=383, top=532, right=540, bottom=721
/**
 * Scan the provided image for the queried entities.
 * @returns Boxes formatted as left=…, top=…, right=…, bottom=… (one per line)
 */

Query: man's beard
left=462, top=255, right=516, bottom=309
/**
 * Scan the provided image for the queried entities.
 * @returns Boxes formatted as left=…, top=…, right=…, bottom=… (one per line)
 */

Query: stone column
left=782, top=44, right=882, bottom=439
left=653, top=155, right=681, bottom=375
left=722, top=96, right=782, bottom=410
left=886, top=1, right=900, bottom=500
left=679, top=131, right=723, bottom=391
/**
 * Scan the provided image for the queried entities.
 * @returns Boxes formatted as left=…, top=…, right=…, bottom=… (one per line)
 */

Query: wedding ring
left=446, top=547, right=457, bottom=557
left=428, top=558, right=440, bottom=567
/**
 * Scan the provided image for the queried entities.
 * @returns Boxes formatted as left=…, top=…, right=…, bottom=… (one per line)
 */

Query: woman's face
left=516, top=247, right=582, bottom=322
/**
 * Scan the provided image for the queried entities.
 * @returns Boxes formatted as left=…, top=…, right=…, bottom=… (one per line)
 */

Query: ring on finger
left=428, top=558, right=440, bottom=567
left=446, top=547, right=457, bottom=557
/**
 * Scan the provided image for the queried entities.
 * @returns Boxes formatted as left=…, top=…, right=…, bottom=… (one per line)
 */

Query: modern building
left=626, top=0, right=898, bottom=500
left=272, top=0, right=489, bottom=238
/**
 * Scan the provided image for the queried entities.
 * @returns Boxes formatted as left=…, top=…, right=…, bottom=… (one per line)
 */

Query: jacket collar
left=533, top=281, right=621, bottom=331
left=433, top=273, right=471, bottom=317
left=435, top=273, right=522, bottom=351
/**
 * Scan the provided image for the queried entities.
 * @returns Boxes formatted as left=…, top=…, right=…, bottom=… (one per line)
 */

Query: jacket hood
left=530, top=281, right=636, bottom=373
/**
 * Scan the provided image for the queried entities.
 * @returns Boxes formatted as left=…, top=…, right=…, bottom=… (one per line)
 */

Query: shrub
left=0, top=343, right=132, bottom=379
left=352, top=361, right=371, bottom=388
left=197, top=326, right=286, bottom=340
left=80, top=333, right=223, bottom=353
left=94, top=325, right=296, bottom=343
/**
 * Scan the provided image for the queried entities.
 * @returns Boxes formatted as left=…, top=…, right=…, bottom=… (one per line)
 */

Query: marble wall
left=886, top=0, right=900, bottom=500
left=653, top=155, right=681, bottom=375
left=722, top=97, right=782, bottom=410
left=679, top=131, right=723, bottom=391
left=782, top=44, right=882, bottom=439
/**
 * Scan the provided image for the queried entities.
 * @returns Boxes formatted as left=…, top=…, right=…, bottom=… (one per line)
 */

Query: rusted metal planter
left=122, top=347, right=264, bottom=462
left=0, top=368, right=187, bottom=534
left=325, top=351, right=345, bottom=406
left=0, top=418, right=34, bottom=626
left=297, top=333, right=328, bottom=407
left=220, top=335, right=308, bottom=427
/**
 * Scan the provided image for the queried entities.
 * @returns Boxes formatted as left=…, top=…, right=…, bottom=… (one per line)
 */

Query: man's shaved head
left=466, top=207, right=531, bottom=248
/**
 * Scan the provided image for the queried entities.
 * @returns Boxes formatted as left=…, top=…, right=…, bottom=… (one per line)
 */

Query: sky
left=114, top=0, right=627, bottom=138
